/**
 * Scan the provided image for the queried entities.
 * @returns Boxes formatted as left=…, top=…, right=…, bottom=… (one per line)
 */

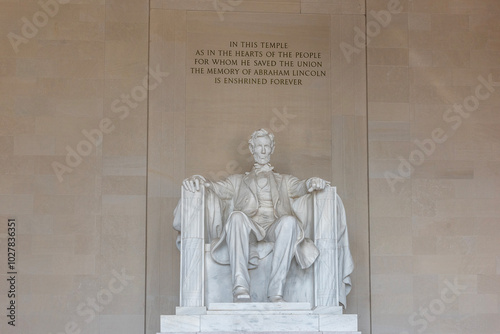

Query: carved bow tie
left=253, top=163, right=274, bottom=175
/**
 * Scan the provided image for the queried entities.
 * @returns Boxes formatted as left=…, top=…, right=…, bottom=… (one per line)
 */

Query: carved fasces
left=180, top=186, right=205, bottom=307
left=313, top=186, right=339, bottom=306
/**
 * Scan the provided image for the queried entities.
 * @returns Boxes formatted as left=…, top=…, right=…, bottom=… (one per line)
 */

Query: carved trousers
left=225, top=211, right=299, bottom=298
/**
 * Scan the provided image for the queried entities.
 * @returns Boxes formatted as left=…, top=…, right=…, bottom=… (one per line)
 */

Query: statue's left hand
left=306, top=177, right=330, bottom=192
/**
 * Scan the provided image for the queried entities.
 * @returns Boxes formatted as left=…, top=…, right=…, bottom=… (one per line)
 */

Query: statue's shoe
left=233, top=287, right=251, bottom=303
left=268, top=295, right=285, bottom=303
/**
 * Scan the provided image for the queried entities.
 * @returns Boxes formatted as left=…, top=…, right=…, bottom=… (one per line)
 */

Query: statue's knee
left=229, top=211, right=249, bottom=222
left=279, top=215, right=299, bottom=230
left=226, top=211, right=249, bottom=231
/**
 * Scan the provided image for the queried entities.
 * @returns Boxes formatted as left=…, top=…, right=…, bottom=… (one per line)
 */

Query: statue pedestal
left=159, top=303, right=360, bottom=333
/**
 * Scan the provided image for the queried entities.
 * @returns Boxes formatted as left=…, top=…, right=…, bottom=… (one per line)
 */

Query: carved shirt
left=253, top=173, right=275, bottom=231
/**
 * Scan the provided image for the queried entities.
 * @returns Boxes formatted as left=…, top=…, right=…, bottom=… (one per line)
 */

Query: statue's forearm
left=205, top=178, right=235, bottom=200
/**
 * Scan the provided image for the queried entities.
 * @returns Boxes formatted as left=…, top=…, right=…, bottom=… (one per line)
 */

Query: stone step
left=207, top=310, right=314, bottom=315
left=208, top=302, right=312, bottom=312
left=160, top=313, right=358, bottom=332
left=159, top=332, right=361, bottom=334
left=176, top=303, right=343, bottom=316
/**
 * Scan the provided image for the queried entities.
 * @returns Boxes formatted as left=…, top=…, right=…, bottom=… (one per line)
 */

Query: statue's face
left=251, top=135, right=273, bottom=165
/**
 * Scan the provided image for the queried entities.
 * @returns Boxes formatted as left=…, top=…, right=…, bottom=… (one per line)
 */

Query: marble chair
left=175, top=185, right=352, bottom=313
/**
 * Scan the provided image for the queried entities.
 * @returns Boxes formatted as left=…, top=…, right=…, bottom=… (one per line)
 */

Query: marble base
left=161, top=303, right=358, bottom=333
left=159, top=333, right=360, bottom=334
left=159, top=332, right=359, bottom=334
left=207, top=302, right=320, bottom=315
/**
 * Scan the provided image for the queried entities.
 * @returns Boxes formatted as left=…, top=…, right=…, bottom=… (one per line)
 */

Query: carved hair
left=248, top=129, right=275, bottom=153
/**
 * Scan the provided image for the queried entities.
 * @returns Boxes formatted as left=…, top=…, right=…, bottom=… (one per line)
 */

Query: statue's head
left=248, top=129, right=275, bottom=165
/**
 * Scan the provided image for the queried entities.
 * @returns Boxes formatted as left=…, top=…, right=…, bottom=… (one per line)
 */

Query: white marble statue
left=174, top=129, right=354, bottom=305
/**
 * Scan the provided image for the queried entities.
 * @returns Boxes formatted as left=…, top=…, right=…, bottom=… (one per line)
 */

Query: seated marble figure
left=174, top=129, right=353, bottom=305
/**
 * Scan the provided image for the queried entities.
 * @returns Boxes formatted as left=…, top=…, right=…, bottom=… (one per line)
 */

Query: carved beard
left=254, top=154, right=271, bottom=165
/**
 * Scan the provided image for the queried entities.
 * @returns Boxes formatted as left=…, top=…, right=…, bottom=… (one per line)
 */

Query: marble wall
left=367, top=0, right=500, bottom=333
left=0, top=1, right=499, bottom=334
left=0, top=0, right=149, bottom=333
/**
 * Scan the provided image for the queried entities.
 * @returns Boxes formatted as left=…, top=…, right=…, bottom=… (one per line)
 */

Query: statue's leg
left=225, top=211, right=253, bottom=300
left=267, top=215, right=299, bottom=301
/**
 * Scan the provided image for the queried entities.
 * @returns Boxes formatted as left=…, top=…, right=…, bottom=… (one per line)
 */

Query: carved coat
left=205, top=170, right=320, bottom=270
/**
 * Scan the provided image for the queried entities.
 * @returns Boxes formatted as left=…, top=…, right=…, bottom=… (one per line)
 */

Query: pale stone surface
left=161, top=315, right=200, bottom=332
left=313, top=306, right=343, bottom=315
left=147, top=8, right=187, bottom=333
left=179, top=187, right=205, bottom=307
left=158, top=331, right=361, bottom=334
left=0, top=0, right=148, bottom=334
left=368, top=1, right=500, bottom=334
left=176, top=307, right=207, bottom=315
left=160, top=313, right=358, bottom=332
left=301, top=0, right=365, bottom=14
left=319, top=315, right=359, bottom=331
left=199, top=314, right=318, bottom=332
left=208, top=302, right=312, bottom=312
left=152, top=0, right=301, bottom=13
left=314, top=188, right=342, bottom=306
left=204, top=243, right=315, bottom=304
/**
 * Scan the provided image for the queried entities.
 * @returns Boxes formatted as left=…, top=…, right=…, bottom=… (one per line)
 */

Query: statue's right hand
left=182, top=175, right=208, bottom=192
